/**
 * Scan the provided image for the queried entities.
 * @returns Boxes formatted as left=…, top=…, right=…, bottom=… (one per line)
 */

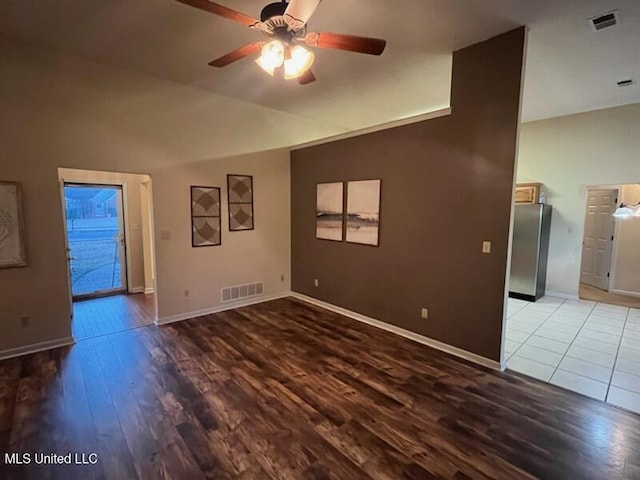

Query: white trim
left=612, top=289, right=640, bottom=299
left=291, top=292, right=503, bottom=371
left=0, top=336, right=75, bottom=361
left=58, top=179, right=74, bottom=319
left=155, top=292, right=291, bottom=325
left=130, top=287, right=145, bottom=294
left=609, top=193, right=622, bottom=293
left=545, top=291, right=580, bottom=301
left=121, top=182, right=134, bottom=294
left=501, top=28, right=529, bottom=371
left=144, top=287, right=155, bottom=295
left=290, top=108, right=452, bottom=151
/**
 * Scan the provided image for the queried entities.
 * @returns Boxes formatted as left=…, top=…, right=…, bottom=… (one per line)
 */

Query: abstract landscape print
left=346, top=179, right=381, bottom=246
left=316, top=182, right=344, bottom=241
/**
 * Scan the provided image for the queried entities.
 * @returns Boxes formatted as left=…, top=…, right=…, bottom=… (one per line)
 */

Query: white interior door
left=580, top=188, right=618, bottom=290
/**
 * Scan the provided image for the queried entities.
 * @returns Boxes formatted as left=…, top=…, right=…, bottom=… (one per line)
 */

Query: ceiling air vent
left=589, top=11, right=619, bottom=31
left=617, top=79, right=635, bottom=87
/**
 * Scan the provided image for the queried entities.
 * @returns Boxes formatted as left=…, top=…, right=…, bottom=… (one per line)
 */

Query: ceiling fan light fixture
left=175, top=0, right=387, bottom=86
left=284, top=45, right=315, bottom=79
left=255, top=40, right=285, bottom=75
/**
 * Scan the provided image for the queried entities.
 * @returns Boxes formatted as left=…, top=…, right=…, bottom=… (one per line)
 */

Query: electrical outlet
left=482, top=241, right=492, bottom=254
left=421, top=308, right=429, bottom=319
left=314, top=279, right=319, bottom=287
left=20, top=315, right=30, bottom=327
left=184, top=289, right=190, bottom=298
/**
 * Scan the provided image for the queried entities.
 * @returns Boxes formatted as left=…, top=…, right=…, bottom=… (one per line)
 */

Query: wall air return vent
left=221, top=281, right=264, bottom=303
left=589, top=11, right=619, bottom=31
left=617, top=79, right=635, bottom=87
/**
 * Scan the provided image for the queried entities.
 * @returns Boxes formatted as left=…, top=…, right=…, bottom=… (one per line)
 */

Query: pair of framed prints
left=316, top=179, right=381, bottom=247
left=190, top=174, right=253, bottom=247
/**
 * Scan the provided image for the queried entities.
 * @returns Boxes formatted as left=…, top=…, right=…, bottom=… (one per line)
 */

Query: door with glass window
left=63, top=184, right=127, bottom=299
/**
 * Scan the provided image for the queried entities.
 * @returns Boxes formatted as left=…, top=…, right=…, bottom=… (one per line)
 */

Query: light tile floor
left=505, top=296, right=640, bottom=415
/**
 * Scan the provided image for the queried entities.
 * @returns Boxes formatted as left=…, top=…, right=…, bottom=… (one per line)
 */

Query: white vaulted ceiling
left=1, top=0, right=639, bottom=137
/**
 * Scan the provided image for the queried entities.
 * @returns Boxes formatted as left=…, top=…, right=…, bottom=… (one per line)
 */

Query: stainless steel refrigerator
left=509, top=204, right=552, bottom=302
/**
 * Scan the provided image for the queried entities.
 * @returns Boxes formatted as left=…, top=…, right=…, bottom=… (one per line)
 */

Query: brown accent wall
left=291, top=28, right=526, bottom=362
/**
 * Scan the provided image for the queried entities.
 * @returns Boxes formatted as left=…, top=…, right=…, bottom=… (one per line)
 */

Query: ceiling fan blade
left=304, top=32, right=387, bottom=56
left=298, top=69, right=316, bottom=85
left=208, top=42, right=265, bottom=68
left=284, top=0, right=322, bottom=31
left=175, top=0, right=259, bottom=28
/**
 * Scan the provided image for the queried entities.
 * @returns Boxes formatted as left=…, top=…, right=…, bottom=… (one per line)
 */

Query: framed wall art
left=227, top=174, right=254, bottom=231
left=191, top=186, right=221, bottom=247
left=0, top=181, right=27, bottom=268
left=316, top=182, right=344, bottom=241
left=346, top=179, right=381, bottom=246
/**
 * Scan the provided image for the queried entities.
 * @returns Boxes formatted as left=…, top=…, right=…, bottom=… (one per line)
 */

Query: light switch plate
left=482, top=241, right=491, bottom=254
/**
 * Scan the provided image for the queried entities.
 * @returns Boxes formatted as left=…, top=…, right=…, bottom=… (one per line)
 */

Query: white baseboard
left=132, top=286, right=155, bottom=295
left=155, top=292, right=291, bottom=325
left=0, top=336, right=75, bottom=361
left=545, top=291, right=580, bottom=301
left=291, top=292, right=502, bottom=371
left=612, top=289, right=640, bottom=299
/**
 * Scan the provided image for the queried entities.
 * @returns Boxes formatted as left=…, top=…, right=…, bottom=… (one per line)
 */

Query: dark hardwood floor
left=2, top=297, right=640, bottom=479
left=72, top=293, right=155, bottom=340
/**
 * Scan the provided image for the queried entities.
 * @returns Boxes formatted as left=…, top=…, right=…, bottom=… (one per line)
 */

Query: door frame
left=609, top=189, right=624, bottom=294
left=62, top=181, right=131, bottom=300
left=58, top=180, right=74, bottom=319
left=578, top=186, right=620, bottom=293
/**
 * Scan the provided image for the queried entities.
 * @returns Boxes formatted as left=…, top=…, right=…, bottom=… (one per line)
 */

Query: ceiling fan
left=175, top=0, right=387, bottom=85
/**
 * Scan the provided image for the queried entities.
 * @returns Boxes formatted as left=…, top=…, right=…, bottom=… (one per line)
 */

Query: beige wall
left=518, top=103, right=640, bottom=297
left=153, top=150, right=291, bottom=320
left=58, top=168, right=150, bottom=292
left=0, top=37, right=294, bottom=353
left=613, top=184, right=640, bottom=295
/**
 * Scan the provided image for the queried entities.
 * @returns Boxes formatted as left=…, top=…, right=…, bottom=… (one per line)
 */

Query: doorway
left=579, top=188, right=617, bottom=293
left=59, top=168, right=158, bottom=341
left=579, top=184, right=640, bottom=308
left=64, top=183, right=128, bottom=299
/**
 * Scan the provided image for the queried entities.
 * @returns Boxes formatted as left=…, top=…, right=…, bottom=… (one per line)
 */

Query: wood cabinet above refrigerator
left=515, top=182, right=543, bottom=204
